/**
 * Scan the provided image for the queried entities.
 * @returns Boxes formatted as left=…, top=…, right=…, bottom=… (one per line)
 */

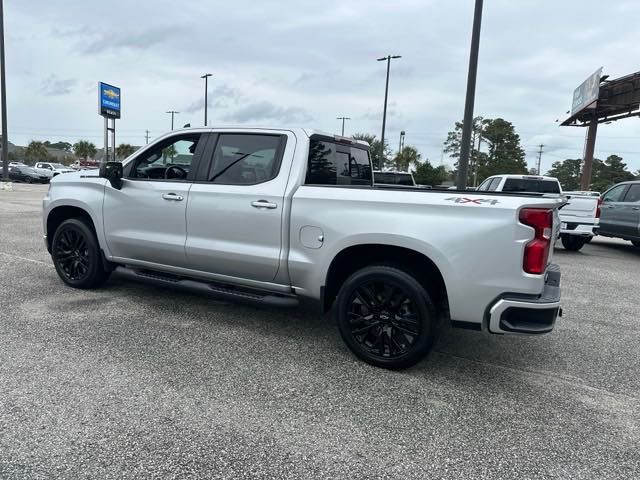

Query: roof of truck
left=158, top=126, right=370, bottom=147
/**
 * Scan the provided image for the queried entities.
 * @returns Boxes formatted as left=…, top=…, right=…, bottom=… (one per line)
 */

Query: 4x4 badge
left=445, top=197, right=500, bottom=205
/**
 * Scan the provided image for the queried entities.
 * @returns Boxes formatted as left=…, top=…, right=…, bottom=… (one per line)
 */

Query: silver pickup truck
left=42, top=127, right=563, bottom=369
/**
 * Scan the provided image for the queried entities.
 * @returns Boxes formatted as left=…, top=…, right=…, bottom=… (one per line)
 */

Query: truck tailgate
left=561, top=195, right=598, bottom=218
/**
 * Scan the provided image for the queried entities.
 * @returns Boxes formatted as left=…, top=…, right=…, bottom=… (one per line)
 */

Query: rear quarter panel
left=289, top=187, right=562, bottom=324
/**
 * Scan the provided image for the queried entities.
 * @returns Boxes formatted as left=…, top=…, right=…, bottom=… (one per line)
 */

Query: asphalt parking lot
left=1, top=184, right=638, bottom=479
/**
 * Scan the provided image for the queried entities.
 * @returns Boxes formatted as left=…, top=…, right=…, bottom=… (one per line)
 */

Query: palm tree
left=24, top=141, right=50, bottom=163
left=73, top=140, right=97, bottom=160
left=116, top=143, right=136, bottom=159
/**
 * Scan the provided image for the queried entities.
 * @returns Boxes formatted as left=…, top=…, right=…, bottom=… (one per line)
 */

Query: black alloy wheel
left=51, top=218, right=111, bottom=288
left=54, top=226, right=90, bottom=282
left=24, top=176, right=32, bottom=184
left=336, top=265, right=436, bottom=369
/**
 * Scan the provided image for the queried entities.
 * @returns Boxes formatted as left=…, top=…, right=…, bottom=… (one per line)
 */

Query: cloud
left=221, top=101, right=313, bottom=124
left=41, top=75, right=77, bottom=95
left=183, top=85, right=243, bottom=113
left=79, top=26, right=188, bottom=54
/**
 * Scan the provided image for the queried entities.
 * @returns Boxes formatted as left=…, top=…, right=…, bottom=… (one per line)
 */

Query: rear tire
left=24, top=176, right=32, bottom=184
left=335, top=265, right=436, bottom=370
left=632, top=241, right=640, bottom=248
left=51, top=218, right=111, bottom=289
left=561, top=234, right=586, bottom=251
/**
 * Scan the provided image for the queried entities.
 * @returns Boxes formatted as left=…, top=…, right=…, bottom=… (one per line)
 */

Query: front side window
left=602, top=184, right=628, bottom=203
left=622, top=184, right=640, bottom=203
left=477, top=178, right=493, bottom=191
left=208, top=134, right=283, bottom=185
left=128, top=134, right=201, bottom=180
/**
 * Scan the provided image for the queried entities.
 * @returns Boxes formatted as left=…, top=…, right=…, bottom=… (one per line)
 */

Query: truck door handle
left=251, top=200, right=277, bottom=209
left=162, top=193, right=184, bottom=201
left=632, top=207, right=640, bottom=211
left=601, top=205, right=614, bottom=209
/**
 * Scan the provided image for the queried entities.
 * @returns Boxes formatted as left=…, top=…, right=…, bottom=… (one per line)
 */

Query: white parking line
left=0, top=251, right=53, bottom=267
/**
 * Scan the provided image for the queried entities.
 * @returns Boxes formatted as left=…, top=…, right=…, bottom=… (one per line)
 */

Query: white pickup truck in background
left=477, top=175, right=600, bottom=251
left=33, top=162, right=75, bottom=180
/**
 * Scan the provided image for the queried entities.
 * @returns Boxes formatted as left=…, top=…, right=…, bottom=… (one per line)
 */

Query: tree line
left=9, top=140, right=138, bottom=164
left=354, top=116, right=638, bottom=190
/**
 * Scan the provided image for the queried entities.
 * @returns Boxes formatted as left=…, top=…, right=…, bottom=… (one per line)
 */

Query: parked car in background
left=373, top=170, right=416, bottom=186
left=477, top=174, right=600, bottom=251
left=33, top=162, right=75, bottom=180
left=71, top=159, right=100, bottom=170
left=597, top=181, right=640, bottom=247
left=43, top=127, right=564, bottom=370
left=8, top=161, right=27, bottom=167
left=7, top=166, right=49, bottom=183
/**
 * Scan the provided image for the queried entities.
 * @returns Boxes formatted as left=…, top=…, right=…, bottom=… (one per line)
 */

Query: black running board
left=114, top=266, right=299, bottom=307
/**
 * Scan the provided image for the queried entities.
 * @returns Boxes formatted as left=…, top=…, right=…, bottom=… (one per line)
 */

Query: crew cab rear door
left=184, top=131, right=293, bottom=283
left=102, top=132, right=209, bottom=268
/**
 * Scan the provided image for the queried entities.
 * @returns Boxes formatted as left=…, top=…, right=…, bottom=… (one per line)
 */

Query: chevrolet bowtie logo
left=103, top=89, right=119, bottom=100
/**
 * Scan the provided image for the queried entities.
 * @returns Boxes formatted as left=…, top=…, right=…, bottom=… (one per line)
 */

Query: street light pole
left=456, top=0, right=484, bottom=189
left=377, top=55, right=401, bottom=170
left=166, top=110, right=179, bottom=130
left=201, top=73, right=212, bottom=126
left=336, top=116, right=351, bottom=136
left=0, top=0, right=8, bottom=182
left=398, top=130, right=405, bottom=155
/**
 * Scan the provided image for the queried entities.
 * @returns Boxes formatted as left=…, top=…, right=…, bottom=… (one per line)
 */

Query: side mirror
left=100, top=161, right=123, bottom=189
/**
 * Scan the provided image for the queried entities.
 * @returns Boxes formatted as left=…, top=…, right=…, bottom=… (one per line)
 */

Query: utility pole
left=166, top=110, right=179, bottom=130
left=456, top=0, right=484, bottom=189
left=145, top=129, right=150, bottom=144
left=377, top=54, right=401, bottom=170
left=336, top=116, right=350, bottom=136
left=0, top=0, right=8, bottom=182
left=537, top=144, right=544, bottom=175
left=201, top=73, right=212, bottom=126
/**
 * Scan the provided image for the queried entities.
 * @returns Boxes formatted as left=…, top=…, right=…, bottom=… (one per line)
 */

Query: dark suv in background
left=598, top=181, right=640, bottom=247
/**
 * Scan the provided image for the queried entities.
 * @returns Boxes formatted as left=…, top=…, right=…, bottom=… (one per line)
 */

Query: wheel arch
left=322, top=243, right=449, bottom=315
left=46, top=205, right=98, bottom=253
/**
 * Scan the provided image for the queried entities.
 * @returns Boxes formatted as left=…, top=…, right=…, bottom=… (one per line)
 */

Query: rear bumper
left=560, top=220, right=598, bottom=236
left=487, top=264, right=561, bottom=335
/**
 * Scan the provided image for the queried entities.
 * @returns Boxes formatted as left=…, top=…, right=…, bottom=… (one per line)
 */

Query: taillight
left=596, top=197, right=603, bottom=218
left=519, top=208, right=553, bottom=275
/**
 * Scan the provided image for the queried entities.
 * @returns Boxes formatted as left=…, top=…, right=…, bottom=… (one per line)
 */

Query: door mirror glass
left=100, top=161, right=123, bottom=189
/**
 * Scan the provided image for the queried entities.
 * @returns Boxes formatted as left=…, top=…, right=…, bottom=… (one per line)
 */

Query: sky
left=3, top=0, right=640, bottom=173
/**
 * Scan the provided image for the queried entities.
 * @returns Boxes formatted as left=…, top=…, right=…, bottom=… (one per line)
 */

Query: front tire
left=561, top=234, right=586, bottom=251
left=632, top=241, right=640, bottom=248
left=335, top=265, right=436, bottom=370
left=51, top=218, right=111, bottom=289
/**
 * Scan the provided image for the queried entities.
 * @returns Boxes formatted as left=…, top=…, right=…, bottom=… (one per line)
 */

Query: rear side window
left=208, top=134, right=284, bottom=185
left=487, top=177, right=502, bottom=191
left=502, top=178, right=560, bottom=194
left=602, top=184, right=628, bottom=203
left=305, top=139, right=372, bottom=186
left=622, top=184, right=640, bottom=203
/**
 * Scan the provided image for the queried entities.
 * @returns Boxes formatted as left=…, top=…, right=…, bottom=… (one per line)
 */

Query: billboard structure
left=561, top=70, right=640, bottom=189
left=570, top=68, right=602, bottom=116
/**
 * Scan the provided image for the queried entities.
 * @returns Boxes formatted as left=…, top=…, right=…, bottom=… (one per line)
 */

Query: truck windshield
left=502, top=178, right=561, bottom=194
